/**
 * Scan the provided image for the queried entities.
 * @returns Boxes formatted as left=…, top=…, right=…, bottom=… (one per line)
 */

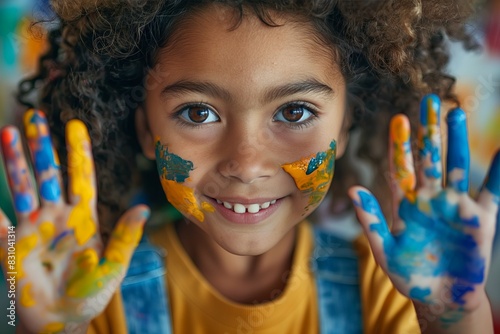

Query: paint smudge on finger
left=281, top=140, right=336, bottom=211
left=391, top=115, right=416, bottom=201
left=23, top=110, right=61, bottom=202
left=155, top=139, right=214, bottom=222
left=1, top=128, right=36, bottom=213
left=66, top=120, right=96, bottom=245
left=20, top=283, right=36, bottom=307
left=418, top=94, right=442, bottom=180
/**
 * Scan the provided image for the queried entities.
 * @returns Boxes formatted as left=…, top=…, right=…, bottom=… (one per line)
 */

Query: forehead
left=152, top=4, right=344, bottom=96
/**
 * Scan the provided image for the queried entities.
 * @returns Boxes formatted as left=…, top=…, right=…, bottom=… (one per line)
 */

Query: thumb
left=103, top=204, right=150, bottom=267
left=348, top=186, right=394, bottom=270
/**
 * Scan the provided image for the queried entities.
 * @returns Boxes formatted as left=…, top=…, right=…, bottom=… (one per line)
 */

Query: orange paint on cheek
left=281, top=141, right=336, bottom=211
left=160, top=179, right=214, bottom=222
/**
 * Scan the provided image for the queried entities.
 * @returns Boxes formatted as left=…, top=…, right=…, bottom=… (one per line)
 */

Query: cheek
left=155, top=139, right=214, bottom=222
left=281, top=140, right=337, bottom=212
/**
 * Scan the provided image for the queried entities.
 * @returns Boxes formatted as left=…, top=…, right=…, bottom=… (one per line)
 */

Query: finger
left=66, top=120, right=97, bottom=246
left=446, top=108, right=470, bottom=193
left=23, top=110, right=63, bottom=206
left=0, top=127, right=38, bottom=218
left=418, top=94, right=443, bottom=190
left=389, top=114, right=416, bottom=205
left=478, top=149, right=500, bottom=213
left=349, top=186, right=394, bottom=271
left=65, top=205, right=149, bottom=299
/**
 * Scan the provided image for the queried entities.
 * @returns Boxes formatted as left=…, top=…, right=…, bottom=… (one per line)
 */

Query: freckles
left=281, top=140, right=336, bottom=212
left=154, top=138, right=214, bottom=222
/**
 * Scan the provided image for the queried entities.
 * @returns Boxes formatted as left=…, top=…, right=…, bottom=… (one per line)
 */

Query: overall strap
left=312, top=227, right=363, bottom=334
left=121, top=235, right=173, bottom=334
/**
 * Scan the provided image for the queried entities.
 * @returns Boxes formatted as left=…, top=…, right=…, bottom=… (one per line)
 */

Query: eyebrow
left=160, top=78, right=335, bottom=103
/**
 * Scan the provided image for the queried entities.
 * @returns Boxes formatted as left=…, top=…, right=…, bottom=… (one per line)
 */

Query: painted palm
left=350, top=94, right=500, bottom=318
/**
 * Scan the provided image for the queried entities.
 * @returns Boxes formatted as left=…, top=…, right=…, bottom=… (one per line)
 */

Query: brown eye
left=281, top=106, right=304, bottom=122
left=179, top=104, right=220, bottom=124
left=274, top=104, right=315, bottom=125
left=188, top=107, right=209, bottom=123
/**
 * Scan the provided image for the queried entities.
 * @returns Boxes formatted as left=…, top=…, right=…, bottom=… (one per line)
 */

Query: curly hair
left=18, top=0, right=480, bottom=234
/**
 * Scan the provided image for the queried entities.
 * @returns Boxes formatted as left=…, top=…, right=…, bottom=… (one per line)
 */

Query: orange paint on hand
left=390, top=115, right=416, bottom=202
left=66, top=120, right=96, bottom=245
left=161, top=179, right=214, bottom=222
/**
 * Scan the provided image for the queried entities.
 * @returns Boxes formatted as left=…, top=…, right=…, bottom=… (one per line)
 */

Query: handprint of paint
left=0, top=110, right=149, bottom=333
left=155, top=139, right=214, bottom=222
left=282, top=140, right=336, bottom=212
left=351, top=94, right=500, bottom=312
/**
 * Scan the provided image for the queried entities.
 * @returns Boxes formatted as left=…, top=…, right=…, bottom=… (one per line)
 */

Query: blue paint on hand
left=14, top=193, right=34, bottom=213
left=420, top=94, right=441, bottom=126
left=485, top=150, right=500, bottom=197
left=40, top=176, right=61, bottom=202
left=33, top=136, right=59, bottom=172
left=409, top=287, right=432, bottom=303
left=446, top=108, right=470, bottom=192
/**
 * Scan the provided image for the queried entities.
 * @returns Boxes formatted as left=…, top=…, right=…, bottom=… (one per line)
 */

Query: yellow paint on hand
left=75, top=248, right=99, bottom=272
left=161, top=179, right=214, bottom=222
left=390, top=115, right=416, bottom=202
left=40, top=322, right=65, bottom=333
left=66, top=120, right=96, bottom=245
left=281, top=142, right=336, bottom=211
left=39, top=221, right=55, bottom=244
left=16, top=234, right=39, bottom=279
left=20, top=283, right=36, bottom=307
left=65, top=260, right=122, bottom=298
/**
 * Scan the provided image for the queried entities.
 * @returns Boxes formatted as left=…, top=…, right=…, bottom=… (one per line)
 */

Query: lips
left=215, top=199, right=278, bottom=214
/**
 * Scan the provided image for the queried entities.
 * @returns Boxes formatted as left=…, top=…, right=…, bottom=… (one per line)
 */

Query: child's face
left=137, top=5, right=348, bottom=255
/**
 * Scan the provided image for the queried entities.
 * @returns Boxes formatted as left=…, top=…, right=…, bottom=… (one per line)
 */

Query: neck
left=176, top=220, right=297, bottom=304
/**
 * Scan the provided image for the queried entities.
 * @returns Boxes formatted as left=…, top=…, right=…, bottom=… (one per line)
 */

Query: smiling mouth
left=214, top=199, right=278, bottom=214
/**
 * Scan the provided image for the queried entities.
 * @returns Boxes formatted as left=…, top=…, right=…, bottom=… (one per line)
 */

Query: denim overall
left=121, top=226, right=363, bottom=334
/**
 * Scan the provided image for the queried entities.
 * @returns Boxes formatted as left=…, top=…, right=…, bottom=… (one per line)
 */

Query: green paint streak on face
left=155, top=140, right=194, bottom=183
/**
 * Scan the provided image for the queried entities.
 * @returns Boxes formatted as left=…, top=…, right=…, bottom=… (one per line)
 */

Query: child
left=1, top=0, right=499, bottom=333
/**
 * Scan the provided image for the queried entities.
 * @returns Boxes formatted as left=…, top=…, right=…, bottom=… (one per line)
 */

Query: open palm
left=350, top=94, right=500, bottom=313
left=0, top=110, right=148, bottom=333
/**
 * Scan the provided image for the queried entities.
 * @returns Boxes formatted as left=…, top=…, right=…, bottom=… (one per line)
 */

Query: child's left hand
left=349, top=94, right=500, bottom=314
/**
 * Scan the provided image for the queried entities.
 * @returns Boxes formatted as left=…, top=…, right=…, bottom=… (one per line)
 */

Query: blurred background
left=0, top=0, right=499, bottom=333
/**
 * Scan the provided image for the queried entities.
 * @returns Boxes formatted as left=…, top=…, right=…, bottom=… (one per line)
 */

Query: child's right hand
left=0, top=110, right=149, bottom=333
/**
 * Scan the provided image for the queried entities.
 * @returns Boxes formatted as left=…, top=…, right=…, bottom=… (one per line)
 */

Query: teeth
left=216, top=199, right=278, bottom=214
left=247, top=204, right=260, bottom=213
left=234, top=203, right=246, bottom=214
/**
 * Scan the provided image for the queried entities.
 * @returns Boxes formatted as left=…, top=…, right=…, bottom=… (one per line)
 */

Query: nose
left=216, top=126, right=278, bottom=184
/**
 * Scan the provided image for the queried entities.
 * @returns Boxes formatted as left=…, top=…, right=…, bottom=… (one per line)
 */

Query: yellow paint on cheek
left=161, top=179, right=214, bottom=222
left=66, top=120, right=96, bottom=245
left=16, top=234, right=39, bottom=279
left=20, top=283, right=36, bottom=307
left=281, top=141, right=336, bottom=211
left=39, top=221, right=55, bottom=244
left=390, top=115, right=416, bottom=202
left=41, top=322, right=65, bottom=333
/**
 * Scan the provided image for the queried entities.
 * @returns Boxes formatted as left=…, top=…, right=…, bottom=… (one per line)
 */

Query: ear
left=135, top=107, right=156, bottom=159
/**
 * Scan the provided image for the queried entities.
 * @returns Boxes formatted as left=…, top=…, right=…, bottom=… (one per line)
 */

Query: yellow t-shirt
left=88, top=222, right=420, bottom=333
